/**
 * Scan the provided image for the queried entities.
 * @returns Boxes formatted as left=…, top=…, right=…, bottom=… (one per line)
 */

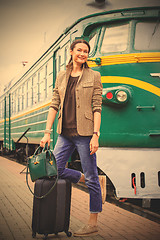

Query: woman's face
left=70, top=43, right=89, bottom=66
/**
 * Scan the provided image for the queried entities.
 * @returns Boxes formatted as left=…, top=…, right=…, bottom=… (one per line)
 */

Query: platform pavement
left=0, top=156, right=160, bottom=240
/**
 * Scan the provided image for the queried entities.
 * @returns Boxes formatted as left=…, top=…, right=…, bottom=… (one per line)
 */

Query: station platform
left=0, top=156, right=160, bottom=240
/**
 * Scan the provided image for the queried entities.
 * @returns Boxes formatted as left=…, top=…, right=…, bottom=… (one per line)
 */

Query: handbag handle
left=31, top=143, right=49, bottom=164
left=26, top=149, right=58, bottom=199
left=33, top=143, right=48, bottom=157
left=42, top=142, right=49, bottom=151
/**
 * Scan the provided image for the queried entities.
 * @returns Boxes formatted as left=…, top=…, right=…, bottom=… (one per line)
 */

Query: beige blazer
left=50, top=67, right=102, bottom=136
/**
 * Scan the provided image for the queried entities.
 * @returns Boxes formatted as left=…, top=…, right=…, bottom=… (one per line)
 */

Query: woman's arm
left=90, top=70, right=102, bottom=155
left=90, top=111, right=101, bottom=155
left=40, top=107, right=57, bottom=148
left=92, top=71, right=102, bottom=112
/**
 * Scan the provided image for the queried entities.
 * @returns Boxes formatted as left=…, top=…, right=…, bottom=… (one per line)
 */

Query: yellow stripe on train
left=101, top=76, right=160, bottom=97
left=88, top=52, right=160, bottom=67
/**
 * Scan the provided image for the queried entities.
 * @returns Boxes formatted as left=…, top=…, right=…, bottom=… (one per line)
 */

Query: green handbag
left=26, top=144, right=58, bottom=199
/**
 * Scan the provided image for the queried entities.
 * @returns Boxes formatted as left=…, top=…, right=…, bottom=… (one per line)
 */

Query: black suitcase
left=32, top=178, right=72, bottom=239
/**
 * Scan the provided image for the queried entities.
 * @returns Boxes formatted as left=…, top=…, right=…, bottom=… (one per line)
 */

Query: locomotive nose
left=102, top=86, right=131, bottom=106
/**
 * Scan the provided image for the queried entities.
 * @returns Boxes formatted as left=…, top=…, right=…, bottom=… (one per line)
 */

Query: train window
left=27, top=79, right=32, bottom=107
left=26, top=81, right=29, bottom=108
left=11, top=93, right=14, bottom=115
left=13, top=92, right=16, bottom=114
left=45, top=65, right=47, bottom=98
left=55, top=49, right=61, bottom=75
left=39, top=68, right=46, bottom=102
left=2, top=101, right=4, bottom=119
left=58, top=43, right=70, bottom=70
left=58, top=55, right=61, bottom=72
left=59, top=47, right=65, bottom=71
left=14, top=90, right=17, bottom=113
left=47, top=59, right=53, bottom=99
left=32, top=75, right=38, bottom=105
left=89, top=29, right=99, bottom=56
left=65, top=45, right=70, bottom=68
left=0, top=101, right=3, bottom=119
left=2, top=101, right=4, bottom=118
left=37, top=72, right=40, bottom=102
left=101, top=23, right=129, bottom=53
left=1, top=101, right=3, bottom=119
left=13, top=91, right=16, bottom=113
left=17, top=89, right=19, bottom=112
left=22, top=85, right=24, bottom=110
left=0, top=101, right=2, bottom=119
left=135, top=22, right=160, bottom=50
left=20, top=87, right=23, bottom=111
left=18, top=88, right=21, bottom=112
left=23, top=83, right=27, bottom=110
left=1, top=102, right=3, bottom=119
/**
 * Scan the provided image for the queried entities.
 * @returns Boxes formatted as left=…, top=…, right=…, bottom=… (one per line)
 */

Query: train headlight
left=106, top=92, right=113, bottom=100
left=102, top=86, right=131, bottom=106
left=116, top=90, right=128, bottom=103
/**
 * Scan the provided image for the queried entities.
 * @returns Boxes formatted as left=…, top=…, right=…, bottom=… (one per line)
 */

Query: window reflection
left=101, top=24, right=129, bottom=53
left=135, top=22, right=160, bottom=50
left=89, top=30, right=99, bottom=55
left=47, top=59, right=53, bottom=99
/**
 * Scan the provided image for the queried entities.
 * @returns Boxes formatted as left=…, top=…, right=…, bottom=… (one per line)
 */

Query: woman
left=40, top=39, right=104, bottom=236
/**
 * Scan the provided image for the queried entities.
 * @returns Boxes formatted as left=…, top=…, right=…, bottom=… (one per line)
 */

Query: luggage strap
left=26, top=164, right=58, bottom=199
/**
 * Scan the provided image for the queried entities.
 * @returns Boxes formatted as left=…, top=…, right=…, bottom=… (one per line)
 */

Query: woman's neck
left=71, top=63, right=83, bottom=77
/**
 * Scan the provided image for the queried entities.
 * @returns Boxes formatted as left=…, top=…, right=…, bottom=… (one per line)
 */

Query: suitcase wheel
left=43, top=234, right=48, bottom=240
left=32, top=232, right=36, bottom=238
left=66, top=231, right=72, bottom=237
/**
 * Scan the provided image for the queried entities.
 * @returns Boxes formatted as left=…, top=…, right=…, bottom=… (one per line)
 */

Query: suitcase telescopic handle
left=26, top=165, right=58, bottom=199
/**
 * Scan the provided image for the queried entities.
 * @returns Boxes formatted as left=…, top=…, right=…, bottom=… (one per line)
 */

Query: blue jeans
left=53, top=134, right=102, bottom=213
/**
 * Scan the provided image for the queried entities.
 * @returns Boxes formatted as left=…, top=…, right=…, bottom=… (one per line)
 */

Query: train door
left=51, top=42, right=70, bottom=149
left=4, top=94, right=11, bottom=150
left=51, top=48, right=61, bottom=148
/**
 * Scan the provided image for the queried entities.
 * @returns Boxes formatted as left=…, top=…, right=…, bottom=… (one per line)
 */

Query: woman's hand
left=90, top=135, right=99, bottom=155
left=40, top=133, right=51, bottom=148
left=40, top=107, right=57, bottom=148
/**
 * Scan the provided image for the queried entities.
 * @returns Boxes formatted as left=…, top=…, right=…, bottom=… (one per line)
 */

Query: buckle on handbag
left=34, top=161, right=39, bottom=165
left=49, top=160, right=53, bottom=165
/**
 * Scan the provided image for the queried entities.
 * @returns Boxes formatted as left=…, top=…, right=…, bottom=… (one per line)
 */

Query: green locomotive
left=0, top=5, right=160, bottom=201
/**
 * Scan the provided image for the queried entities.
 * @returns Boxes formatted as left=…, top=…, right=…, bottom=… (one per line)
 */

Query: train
left=0, top=2, right=160, bottom=204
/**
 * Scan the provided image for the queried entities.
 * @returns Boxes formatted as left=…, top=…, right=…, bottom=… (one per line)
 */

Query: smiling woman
left=1, top=0, right=159, bottom=92
left=0, top=3, right=160, bottom=234
left=39, top=38, right=103, bottom=236
left=68, top=39, right=91, bottom=71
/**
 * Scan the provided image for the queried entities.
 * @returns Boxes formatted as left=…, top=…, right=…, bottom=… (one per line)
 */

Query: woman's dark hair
left=67, top=39, right=90, bottom=68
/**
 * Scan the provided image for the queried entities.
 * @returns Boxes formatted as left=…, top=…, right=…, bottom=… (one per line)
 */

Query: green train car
left=0, top=4, right=160, bottom=201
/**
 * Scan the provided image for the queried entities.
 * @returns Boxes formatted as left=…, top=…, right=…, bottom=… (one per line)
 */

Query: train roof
left=1, top=5, right=160, bottom=97
left=63, top=6, right=160, bottom=34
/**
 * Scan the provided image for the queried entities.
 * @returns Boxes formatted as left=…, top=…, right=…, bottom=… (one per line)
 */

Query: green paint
left=97, top=62, right=160, bottom=148
left=4, top=97, right=6, bottom=149
left=1, top=6, right=160, bottom=151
